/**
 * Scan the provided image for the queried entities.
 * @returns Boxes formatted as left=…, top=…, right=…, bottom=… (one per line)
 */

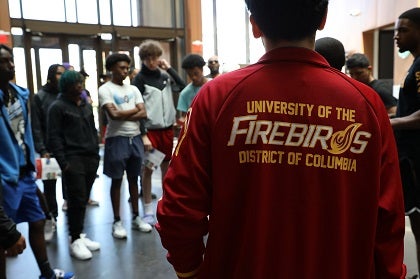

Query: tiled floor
left=5, top=164, right=419, bottom=278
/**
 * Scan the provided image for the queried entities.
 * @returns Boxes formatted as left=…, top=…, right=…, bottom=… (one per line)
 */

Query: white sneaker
left=44, top=219, right=56, bottom=242
left=142, top=214, right=156, bottom=226
left=132, top=216, right=152, bottom=232
left=70, top=238, right=92, bottom=260
left=80, top=233, right=100, bottom=251
left=112, top=221, right=127, bottom=239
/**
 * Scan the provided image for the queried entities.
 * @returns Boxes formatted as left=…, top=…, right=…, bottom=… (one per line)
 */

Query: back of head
left=245, top=0, right=329, bottom=41
left=59, top=70, right=83, bottom=93
left=315, top=37, right=345, bottom=70
left=181, top=54, right=206, bottom=70
left=345, top=53, right=370, bottom=70
left=105, top=53, right=131, bottom=71
left=399, top=7, right=420, bottom=26
left=138, top=40, right=163, bottom=60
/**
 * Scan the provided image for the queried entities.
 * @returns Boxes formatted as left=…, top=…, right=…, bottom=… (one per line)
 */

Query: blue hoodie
left=0, top=83, right=36, bottom=185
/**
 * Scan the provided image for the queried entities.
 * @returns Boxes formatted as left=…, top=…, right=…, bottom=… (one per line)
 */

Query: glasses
left=208, top=60, right=218, bottom=64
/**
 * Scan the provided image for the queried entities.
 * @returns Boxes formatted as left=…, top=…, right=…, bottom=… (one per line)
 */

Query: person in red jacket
left=156, top=0, right=406, bottom=278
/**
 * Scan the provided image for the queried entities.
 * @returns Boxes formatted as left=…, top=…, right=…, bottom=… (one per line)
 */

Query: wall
left=320, top=0, right=418, bottom=51
left=0, top=0, right=12, bottom=47
left=317, top=0, right=418, bottom=86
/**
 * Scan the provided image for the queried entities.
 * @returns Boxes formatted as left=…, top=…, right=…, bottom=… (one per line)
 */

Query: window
left=76, top=0, right=99, bottom=24
left=142, top=0, right=173, bottom=27
left=12, top=48, right=27, bottom=88
left=21, top=0, right=65, bottom=21
left=8, top=0, right=22, bottom=18
left=65, top=0, right=77, bottom=23
left=202, top=0, right=264, bottom=70
left=112, top=0, right=132, bottom=26
left=99, top=0, right=111, bottom=25
left=39, top=48, right=63, bottom=85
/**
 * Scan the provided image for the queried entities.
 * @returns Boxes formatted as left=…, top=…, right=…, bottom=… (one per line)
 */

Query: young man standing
left=132, top=40, right=185, bottom=225
left=346, top=53, right=398, bottom=116
left=31, top=63, right=66, bottom=241
left=99, top=53, right=152, bottom=239
left=392, top=8, right=420, bottom=279
left=0, top=44, right=74, bottom=278
left=47, top=70, right=100, bottom=261
left=177, top=54, right=208, bottom=123
left=156, top=1, right=405, bottom=278
left=205, top=55, right=220, bottom=79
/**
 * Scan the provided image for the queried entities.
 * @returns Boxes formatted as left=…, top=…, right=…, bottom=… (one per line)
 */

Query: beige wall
left=321, top=0, right=417, bottom=52
left=319, top=0, right=418, bottom=86
left=0, top=0, right=12, bottom=47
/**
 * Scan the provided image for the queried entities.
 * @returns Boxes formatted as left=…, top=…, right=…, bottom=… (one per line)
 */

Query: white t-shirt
left=98, top=81, right=144, bottom=138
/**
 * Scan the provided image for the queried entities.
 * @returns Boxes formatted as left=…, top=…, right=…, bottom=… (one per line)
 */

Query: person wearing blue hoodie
left=0, top=44, right=74, bottom=279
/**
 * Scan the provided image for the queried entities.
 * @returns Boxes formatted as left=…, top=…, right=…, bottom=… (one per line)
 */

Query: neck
left=111, top=78, right=124, bottom=86
left=0, top=83, right=10, bottom=99
left=262, top=35, right=315, bottom=52
left=65, top=94, right=81, bottom=105
left=412, top=49, right=420, bottom=58
left=0, top=81, right=9, bottom=92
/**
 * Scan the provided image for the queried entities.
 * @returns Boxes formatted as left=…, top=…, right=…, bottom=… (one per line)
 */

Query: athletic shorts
left=400, top=156, right=420, bottom=215
left=2, top=173, right=45, bottom=223
left=147, top=128, right=174, bottom=161
left=103, top=135, right=144, bottom=179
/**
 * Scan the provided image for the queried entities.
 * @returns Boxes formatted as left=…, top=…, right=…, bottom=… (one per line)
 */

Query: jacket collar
left=258, top=47, right=330, bottom=69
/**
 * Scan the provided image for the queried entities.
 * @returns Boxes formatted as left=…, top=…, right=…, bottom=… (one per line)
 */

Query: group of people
left=0, top=45, right=75, bottom=279
left=0, top=34, right=222, bottom=277
left=314, top=16, right=420, bottom=278
left=314, top=37, right=398, bottom=117
left=5, top=1, right=420, bottom=278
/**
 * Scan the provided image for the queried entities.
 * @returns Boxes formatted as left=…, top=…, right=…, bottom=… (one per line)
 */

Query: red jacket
left=157, top=47, right=405, bottom=279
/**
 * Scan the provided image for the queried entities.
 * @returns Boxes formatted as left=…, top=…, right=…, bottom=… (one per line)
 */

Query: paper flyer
left=35, top=158, right=61, bottom=180
left=144, top=149, right=165, bottom=170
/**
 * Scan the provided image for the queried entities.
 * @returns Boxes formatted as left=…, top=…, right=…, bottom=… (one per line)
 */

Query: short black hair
left=244, top=0, right=329, bottom=41
left=345, top=53, right=370, bottom=70
left=181, top=54, right=206, bottom=70
left=315, top=37, right=345, bottom=70
left=105, top=53, right=131, bottom=71
left=46, top=64, right=64, bottom=85
left=399, top=8, right=420, bottom=27
left=0, top=44, right=13, bottom=55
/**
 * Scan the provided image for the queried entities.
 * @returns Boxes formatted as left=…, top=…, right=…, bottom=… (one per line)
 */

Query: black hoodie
left=31, top=64, right=62, bottom=156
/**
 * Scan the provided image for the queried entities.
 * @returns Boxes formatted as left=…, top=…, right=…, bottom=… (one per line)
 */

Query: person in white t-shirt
left=98, top=53, right=152, bottom=239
